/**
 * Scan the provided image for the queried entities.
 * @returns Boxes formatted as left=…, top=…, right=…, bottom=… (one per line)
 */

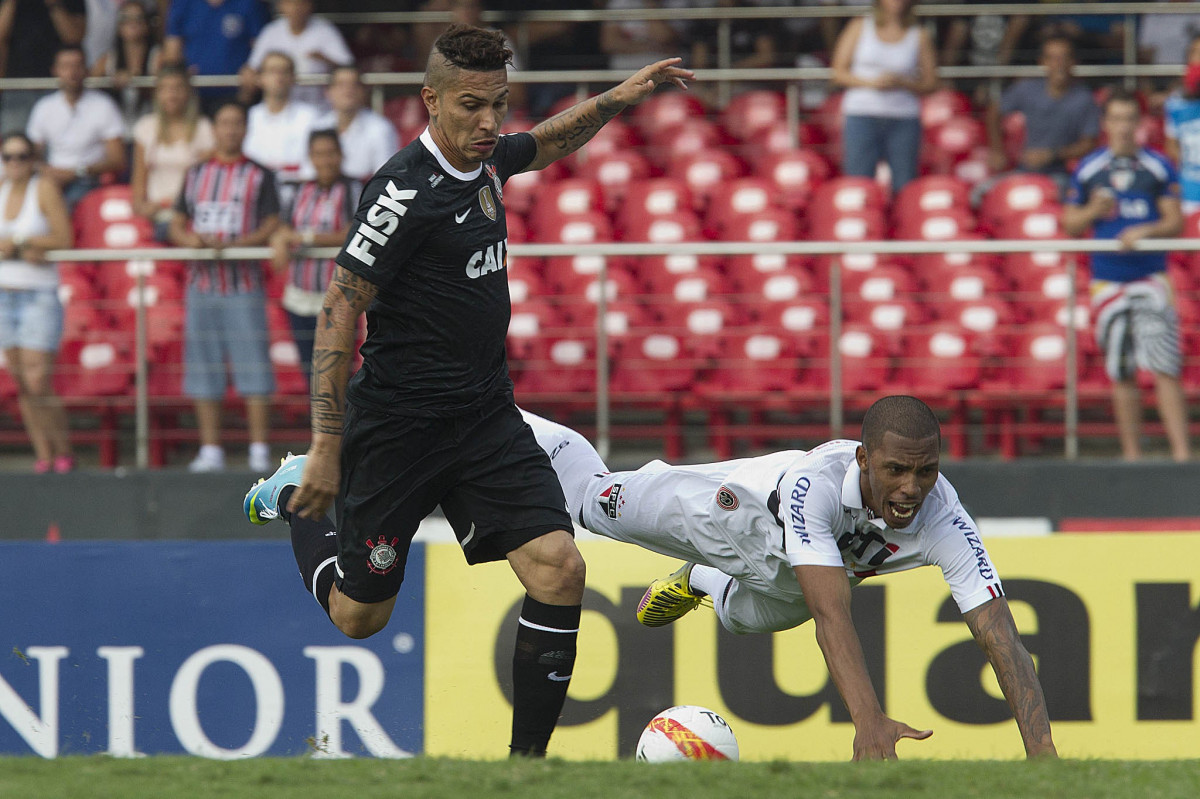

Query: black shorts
left=334, top=397, right=573, bottom=604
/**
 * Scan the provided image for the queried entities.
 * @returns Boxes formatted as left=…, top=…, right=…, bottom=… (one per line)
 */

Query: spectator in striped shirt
left=168, top=101, right=282, bottom=473
left=269, top=128, right=359, bottom=379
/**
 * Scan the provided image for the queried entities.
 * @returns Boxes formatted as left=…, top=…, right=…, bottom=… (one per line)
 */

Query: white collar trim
left=841, top=461, right=866, bottom=510
left=420, top=127, right=482, bottom=181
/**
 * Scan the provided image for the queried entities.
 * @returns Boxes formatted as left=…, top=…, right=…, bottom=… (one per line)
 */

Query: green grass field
left=1, top=757, right=1196, bottom=799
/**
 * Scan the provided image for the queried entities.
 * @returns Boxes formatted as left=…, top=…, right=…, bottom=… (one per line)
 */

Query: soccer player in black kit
left=243, top=25, right=693, bottom=757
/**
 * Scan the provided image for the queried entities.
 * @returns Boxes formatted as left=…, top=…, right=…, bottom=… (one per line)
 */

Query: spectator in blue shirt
left=986, top=35, right=1100, bottom=192
left=1063, top=89, right=1189, bottom=463
left=1164, top=57, right=1200, bottom=215
left=162, top=0, right=269, bottom=114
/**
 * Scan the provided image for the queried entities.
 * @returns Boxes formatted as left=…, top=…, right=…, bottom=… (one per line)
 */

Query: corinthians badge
left=367, top=535, right=401, bottom=574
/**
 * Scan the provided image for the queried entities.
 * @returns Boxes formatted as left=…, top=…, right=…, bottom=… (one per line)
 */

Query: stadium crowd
left=0, top=0, right=1198, bottom=472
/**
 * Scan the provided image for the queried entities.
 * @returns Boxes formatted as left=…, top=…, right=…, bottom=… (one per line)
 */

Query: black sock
left=279, top=486, right=338, bottom=616
left=509, top=595, right=581, bottom=757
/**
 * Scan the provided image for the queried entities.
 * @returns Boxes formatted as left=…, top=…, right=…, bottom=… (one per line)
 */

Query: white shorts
left=581, top=463, right=816, bottom=634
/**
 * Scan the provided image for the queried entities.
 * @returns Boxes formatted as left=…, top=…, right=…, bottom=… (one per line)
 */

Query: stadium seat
left=1000, top=111, right=1026, bottom=167
left=892, top=175, right=971, bottom=227
left=720, top=90, right=786, bottom=142
left=703, top=176, right=778, bottom=234
left=568, top=299, right=653, bottom=352
left=812, top=92, right=844, bottom=147
left=727, top=265, right=815, bottom=306
left=382, top=95, right=427, bottom=143
left=920, top=89, right=973, bottom=130
left=922, top=116, right=986, bottom=174
left=653, top=299, right=740, bottom=360
left=647, top=118, right=726, bottom=164
left=758, top=298, right=829, bottom=356
left=752, top=148, right=832, bottom=212
left=838, top=324, right=891, bottom=393
left=923, top=262, right=1006, bottom=303
left=267, top=306, right=308, bottom=397
left=808, top=209, right=886, bottom=243
left=510, top=335, right=596, bottom=397
left=894, top=212, right=977, bottom=242
left=899, top=322, right=982, bottom=393
left=572, top=150, right=653, bottom=214
left=559, top=118, right=638, bottom=168
left=608, top=331, right=698, bottom=396
left=701, top=328, right=803, bottom=394
left=994, top=209, right=1063, bottom=240
left=507, top=256, right=544, bottom=305
left=666, top=150, right=746, bottom=212
left=617, top=177, right=694, bottom=230
left=980, top=173, right=1061, bottom=233
left=741, top=120, right=827, bottom=168
left=711, top=208, right=797, bottom=245
left=637, top=256, right=724, bottom=298
left=628, top=90, right=710, bottom=140
left=508, top=299, right=566, bottom=361
left=619, top=209, right=704, bottom=243
left=528, top=177, right=604, bottom=224
left=811, top=176, right=887, bottom=216
left=55, top=330, right=135, bottom=399
left=842, top=263, right=918, bottom=320
left=501, top=159, right=566, bottom=217
left=531, top=210, right=613, bottom=245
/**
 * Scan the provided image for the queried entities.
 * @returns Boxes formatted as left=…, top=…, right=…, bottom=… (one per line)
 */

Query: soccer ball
left=635, top=705, right=739, bottom=762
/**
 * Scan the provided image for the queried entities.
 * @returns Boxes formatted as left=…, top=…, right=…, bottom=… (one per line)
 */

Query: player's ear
left=855, top=445, right=868, bottom=471
left=420, top=86, right=439, bottom=119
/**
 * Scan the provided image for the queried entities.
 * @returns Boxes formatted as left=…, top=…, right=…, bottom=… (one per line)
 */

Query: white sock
left=688, top=564, right=731, bottom=598
left=198, top=444, right=223, bottom=462
left=249, top=441, right=270, bottom=460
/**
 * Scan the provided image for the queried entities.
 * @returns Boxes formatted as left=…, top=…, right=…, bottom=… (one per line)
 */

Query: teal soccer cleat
left=243, top=453, right=307, bottom=525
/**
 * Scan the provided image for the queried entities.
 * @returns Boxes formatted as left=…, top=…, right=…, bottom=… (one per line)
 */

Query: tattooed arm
left=286, top=266, right=379, bottom=520
left=522, top=57, right=695, bottom=173
left=963, top=597, right=1058, bottom=758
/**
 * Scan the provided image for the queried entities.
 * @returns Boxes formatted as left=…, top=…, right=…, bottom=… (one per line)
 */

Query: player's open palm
left=852, top=716, right=933, bottom=761
left=289, top=448, right=340, bottom=520
left=615, top=58, right=695, bottom=107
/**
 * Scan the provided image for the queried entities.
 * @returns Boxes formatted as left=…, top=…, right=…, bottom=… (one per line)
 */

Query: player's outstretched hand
left=288, top=446, right=340, bottom=520
left=613, top=57, right=695, bottom=107
left=851, top=714, right=933, bottom=761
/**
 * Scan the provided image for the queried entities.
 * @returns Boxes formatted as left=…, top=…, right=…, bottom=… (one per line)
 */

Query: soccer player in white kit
left=521, top=396, right=1058, bottom=761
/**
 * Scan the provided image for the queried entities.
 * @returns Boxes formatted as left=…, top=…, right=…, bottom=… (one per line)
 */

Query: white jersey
left=580, top=440, right=1003, bottom=617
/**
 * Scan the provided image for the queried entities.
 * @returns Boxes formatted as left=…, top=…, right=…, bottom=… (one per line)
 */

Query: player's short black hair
left=861, top=395, right=940, bottom=452
left=428, top=23, right=512, bottom=80
left=1103, top=86, right=1140, bottom=115
left=308, top=127, right=341, bottom=152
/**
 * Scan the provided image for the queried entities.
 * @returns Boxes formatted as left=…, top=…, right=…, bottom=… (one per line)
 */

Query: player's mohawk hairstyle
left=861, top=395, right=940, bottom=451
left=431, top=23, right=512, bottom=74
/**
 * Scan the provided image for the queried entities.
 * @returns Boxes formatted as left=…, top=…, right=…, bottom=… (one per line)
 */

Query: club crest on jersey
left=1110, top=169, right=1133, bottom=193
left=485, top=163, right=503, bottom=200
left=598, top=482, right=624, bottom=519
left=479, top=186, right=498, bottom=221
left=367, top=535, right=400, bottom=574
left=716, top=486, right=739, bottom=511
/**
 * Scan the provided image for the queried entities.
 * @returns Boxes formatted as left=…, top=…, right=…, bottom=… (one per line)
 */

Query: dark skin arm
left=795, top=564, right=933, bottom=760
left=287, top=265, right=379, bottom=520
left=962, top=597, right=1058, bottom=758
left=522, top=57, right=693, bottom=173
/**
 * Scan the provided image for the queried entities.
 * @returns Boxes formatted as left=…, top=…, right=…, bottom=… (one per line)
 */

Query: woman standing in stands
left=130, top=64, right=214, bottom=241
left=91, top=0, right=162, bottom=128
left=0, top=133, right=75, bottom=473
left=831, top=0, right=937, bottom=191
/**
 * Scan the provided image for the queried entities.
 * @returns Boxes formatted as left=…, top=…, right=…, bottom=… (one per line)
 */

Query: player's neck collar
left=420, top=127, right=483, bottom=182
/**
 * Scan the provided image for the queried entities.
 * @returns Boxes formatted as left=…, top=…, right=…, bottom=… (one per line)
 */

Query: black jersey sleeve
left=335, top=171, right=431, bottom=290
left=493, top=132, right=538, bottom=183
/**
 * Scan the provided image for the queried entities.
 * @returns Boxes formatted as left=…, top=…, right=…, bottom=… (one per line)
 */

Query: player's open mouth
left=888, top=501, right=919, bottom=521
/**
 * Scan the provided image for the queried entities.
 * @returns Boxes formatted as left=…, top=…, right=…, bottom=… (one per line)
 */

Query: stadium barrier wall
left=3, top=536, right=1198, bottom=760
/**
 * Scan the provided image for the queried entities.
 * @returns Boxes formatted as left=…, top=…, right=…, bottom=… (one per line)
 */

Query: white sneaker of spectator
left=248, top=442, right=272, bottom=473
left=188, top=444, right=226, bottom=473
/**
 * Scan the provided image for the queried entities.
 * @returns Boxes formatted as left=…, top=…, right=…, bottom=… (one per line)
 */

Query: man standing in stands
left=1063, top=89, right=1189, bottom=462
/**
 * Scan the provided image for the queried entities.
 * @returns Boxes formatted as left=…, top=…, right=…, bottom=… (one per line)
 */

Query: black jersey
left=335, top=129, right=538, bottom=417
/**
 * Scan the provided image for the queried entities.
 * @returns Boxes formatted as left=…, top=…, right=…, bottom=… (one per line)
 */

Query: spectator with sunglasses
left=0, top=132, right=76, bottom=473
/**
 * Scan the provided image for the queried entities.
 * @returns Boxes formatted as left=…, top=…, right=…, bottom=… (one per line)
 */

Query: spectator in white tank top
left=831, top=0, right=937, bottom=191
left=0, top=133, right=76, bottom=473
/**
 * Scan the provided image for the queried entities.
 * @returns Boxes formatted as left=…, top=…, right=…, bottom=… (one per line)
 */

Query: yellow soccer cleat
left=637, top=563, right=705, bottom=627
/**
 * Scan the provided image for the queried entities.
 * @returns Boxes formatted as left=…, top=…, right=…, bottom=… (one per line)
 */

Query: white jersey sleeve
left=920, top=478, right=1005, bottom=614
left=778, top=464, right=846, bottom=569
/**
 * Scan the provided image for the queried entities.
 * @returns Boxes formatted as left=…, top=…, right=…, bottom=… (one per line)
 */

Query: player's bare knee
left=333, top=613, right=387, bottom=640
left=544, top=540, right=586, bottom=599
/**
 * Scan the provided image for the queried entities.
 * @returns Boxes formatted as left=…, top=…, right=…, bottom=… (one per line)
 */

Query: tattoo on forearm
left=967, top=600, right=1055, bottom=754
left=310, top=267, right=377, bottom=436
left=534, top=89, right=625, bottom=155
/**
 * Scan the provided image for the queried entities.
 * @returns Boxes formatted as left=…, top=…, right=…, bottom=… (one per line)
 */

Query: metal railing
left=38, top=234, right=1198, bottom=468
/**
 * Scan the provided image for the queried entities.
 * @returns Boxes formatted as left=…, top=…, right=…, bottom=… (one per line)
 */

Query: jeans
left=842, top=115, right=922, bottom=191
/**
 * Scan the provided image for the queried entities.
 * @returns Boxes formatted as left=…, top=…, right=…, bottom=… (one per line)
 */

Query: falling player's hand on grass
left=852, top=713, right=933, bottom=761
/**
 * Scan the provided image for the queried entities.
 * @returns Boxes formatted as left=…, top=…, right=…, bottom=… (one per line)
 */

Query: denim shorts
left=183, top=285, right=275, bottom=399
left=0, top=287, right=64, bottom=352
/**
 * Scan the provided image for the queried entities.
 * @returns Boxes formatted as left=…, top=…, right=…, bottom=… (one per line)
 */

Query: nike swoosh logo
left=547, top=671, right=572, bottom=682
left=455, top=208, right=471, bottom=223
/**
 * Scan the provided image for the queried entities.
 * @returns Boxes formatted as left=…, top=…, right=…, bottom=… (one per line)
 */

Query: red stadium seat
left=501, top=159, right=566, bottom=216
left=838, top=324, right=891, bottom=393
left=267, top=306, right=307, bottom=396
left=727, top=265, right=815, bottom=305
left=73, top=185, right=155, bottom=249
left=894, top=212, right=977, bottom=242
left=701, top=328, right=803, bottom=394
left=55, top=330, right=134, bottom=399
left=1000, top=112, right=1026, bottom=167
left=813, top=92, right=844, bottom=146
left=666, top=150, right=746, bottom=212
left=996, top=321, right=1071, bottom=392
left=507, top=256, right=544, bottom=305
left=620, top=209, right=704, bottom=243
left=893, top=175, right=971, bottom=226
left=808, top=209, right=886, bottom=243
left=980, top=173, right=1061, bottom=233
left=529, top=177, right=604, bottom=223
left=510, top=335, right=596, bottom=397
left=752, top=148, right=832, bottom=212
left=758, top=299, right=830, bottom=357
left=720, top=90, right=786, bottom=142
left=704, top=176, right=777, bottom=233
left=648, top=118, right=726, bottom=164
left=572, top=151, right=653, bottom=213
left=712, top=208, right=797, bottom=244
left=922, top=116, right=986, bottom=174
left=531, top=210, right=613, bottom=245
left=920, top=89, right=972, bottom=129
left=995, top=210, right=1063, bottom=240
left=629, top=90, right=710, bottom=139
left=617, top=177, right=694, bottom=230
left=923, top=262, right=1006, bottom=303
left=900, top=322, right=982, bottom=392
left=653, top=299, right=740, bottom=359
left=608, top=331, right=698, bottom=396
left=637, top=256, right=724, bottom=297
left=811, top=176, right=886, bottom=215
left=507, top=300, right=565, bottom=361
